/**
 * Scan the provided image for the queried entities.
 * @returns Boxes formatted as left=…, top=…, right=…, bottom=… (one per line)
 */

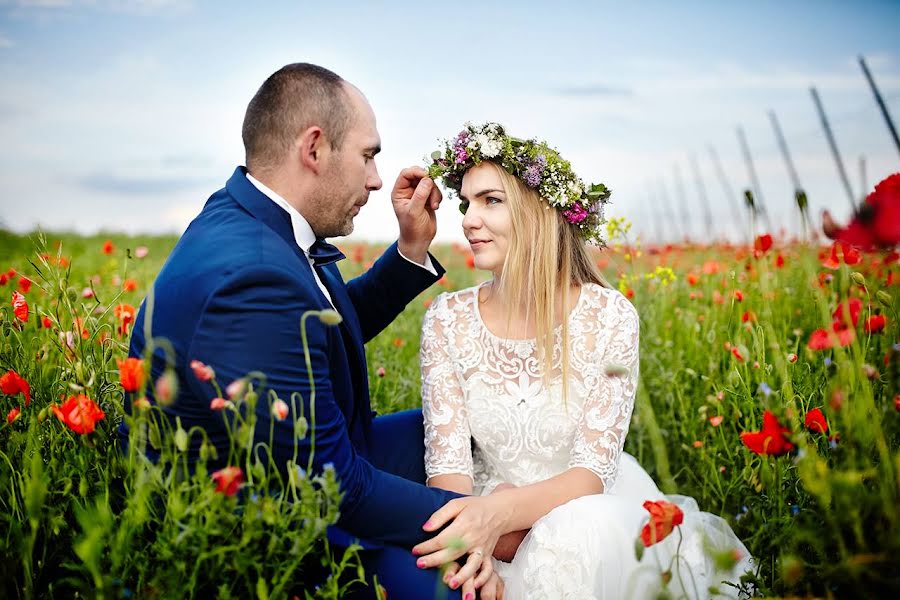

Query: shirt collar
left=246, top=172, right=316, bottom=254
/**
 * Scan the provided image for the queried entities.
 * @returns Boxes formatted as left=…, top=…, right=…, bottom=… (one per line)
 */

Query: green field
left=0, top=228, right=898, bottom=598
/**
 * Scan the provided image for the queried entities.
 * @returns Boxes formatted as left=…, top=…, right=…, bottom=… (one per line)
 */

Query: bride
left=411, top=123, right=754, bottom=599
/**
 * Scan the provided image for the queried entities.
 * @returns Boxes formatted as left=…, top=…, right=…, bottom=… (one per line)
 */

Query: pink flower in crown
left=454, top=148, right=469, bottom=164
left=563, top=203, right=588, bottom=224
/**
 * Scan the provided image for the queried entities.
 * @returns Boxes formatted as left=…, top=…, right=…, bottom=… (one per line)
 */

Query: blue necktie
left=308, top=238, right=346, bottom=267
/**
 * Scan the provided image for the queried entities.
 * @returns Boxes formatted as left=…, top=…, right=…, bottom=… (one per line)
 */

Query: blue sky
left=1, top=0, right=899, bottom=244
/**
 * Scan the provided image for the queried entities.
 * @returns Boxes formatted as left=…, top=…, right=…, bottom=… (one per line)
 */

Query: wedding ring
left=472, top=549, right=484, bottom=558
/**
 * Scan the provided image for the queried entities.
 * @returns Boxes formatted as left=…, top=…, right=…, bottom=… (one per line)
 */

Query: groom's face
left=309, top=85, right=383, bottom=237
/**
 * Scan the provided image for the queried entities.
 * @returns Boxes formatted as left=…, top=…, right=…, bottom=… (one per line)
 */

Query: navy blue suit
left=119, top=167, right=461, bottom=598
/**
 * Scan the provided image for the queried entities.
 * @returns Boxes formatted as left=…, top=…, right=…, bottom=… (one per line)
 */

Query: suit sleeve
left=189, top=263, right=460, bottom=547
left=344, top=241, right=445, bottom=343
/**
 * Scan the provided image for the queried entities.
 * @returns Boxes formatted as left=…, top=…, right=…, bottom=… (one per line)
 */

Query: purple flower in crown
left=455, top=148, right=469, bottom=164
left=562, top=203, right=589, bottom=224
left=523, top=164, right=542, bottom=187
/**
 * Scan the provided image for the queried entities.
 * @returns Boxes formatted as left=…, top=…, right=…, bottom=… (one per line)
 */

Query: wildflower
left=709, top=415, right=724, bottom=427
left=730, top=347, right=744, bottom=362
left=226, top=378, right=246, bottom=400
left=804, top=408, right=828, bottom=434
left=82, top=287, right=94, bottom=299
left=211, top=466, right=244, bottom=496
left=692, top=440, right=703, bottom=448
left=864, top=314, right=886, bottom=333
left=132, top=397, right=151, bottom=411
left=122, top=278, right=138, bottom=292
left=393, top=338, right=405, bottom=348
left=894, top=395, right=900, bottom=412
left=272, top=398, right=289, bottom=421
left=832, top=298, right=862, bottom=328
left=753, top=233, right=773, bottom=255
left=17, top=276, right=32, bottom=294
left=733, top=290, right=744, bottom=302
left=12, top=291, right=28, bottom=322
left=42, top=316, right=53, bottom=328
left=758, top=382, right=772, bottom=397
left=0, top=370, right=31, bottom=406
left=117, top=357, right=145, bottom=393
left=317, top=309, right=343, bottom=326
left=209, top=397, right=229, bottom=411
left=465, top=254, right=475, bottom=269
left=155, top=371, right=178, bottom=406
left=742, top=310, right=756, bottom=323
left=190, top=359, right=215, bottom=382
left=740, top=410, right=793, bottom=456
left=7, top=406, right=21, bottom=424
left=50, top=394, right=106, bottom=435
left=686, top=273, right=699, bottom=286
left=102, top=240, right=114, bottom=255
left=640, top=500, right=684, bottom=547
left=824, top=173, right=900, bottom=249
left=376, top=366, right=386, bottom=378
left=807, top=327, right=855, bottom=350
left=787, top=353, right=798, bottom=363
left=114, top=303, right=136, bottom=336
left=774, top=254, right=785, bottom=268
left=134, top=245, right=149, bottom=258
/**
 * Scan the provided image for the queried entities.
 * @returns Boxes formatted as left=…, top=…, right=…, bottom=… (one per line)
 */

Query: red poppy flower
left=733, top=290, right=744, bottom=302
left=804, top=408, right=828, bottom=434
left=12, top=291, right=28, bottom=322
left=709, top=415, right=724, bottom=427
left=6, top=406, right=21, bottom=424
left=117, top=358, right=145, bottom=393
left=17, top=277, right=32, bottom=294
left=731, top=347, right=745, bottom=362
left=465, top=254, right=475, bottom=269
left=740, top=410, right=794, bottom=456
left=831, top=298, right=862, bottom=328
left=864, top=314, right=886, bottom=333
left=50, top=394, right=105, bottom=435
left=122, top=278, right=138, bottom=292
left=753, top=234, right=773, bottom=254
left=807, top=327, right=855, bottom=350
left=640, top=500, right=684, bottom=547
left=190, top=359, right=215, bottom=382
left=742, top=310, right=756, bottom=323
left=41, top=316, right=53, bottom=329
left=114, top=303, right=136, bottom=336
left=102, top=240, right=114, bottom=255
left=774, top=254, right=785, bottom=268
left=211, top=466, right=244, bottom=496
left=0, top=370, right=31, bottom=406
left=686, top=273, right=699, bottom=286
left=702, top=261, right=720, bottom=275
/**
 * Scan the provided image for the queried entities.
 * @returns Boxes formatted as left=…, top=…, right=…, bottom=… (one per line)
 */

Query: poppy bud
left=850, top=272, right=866, bottom=287
left=317, top=309, right=343, bottom=326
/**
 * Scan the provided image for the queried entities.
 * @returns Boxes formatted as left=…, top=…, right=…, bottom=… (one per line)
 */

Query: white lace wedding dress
left=421, top=282, right=754, bottom=599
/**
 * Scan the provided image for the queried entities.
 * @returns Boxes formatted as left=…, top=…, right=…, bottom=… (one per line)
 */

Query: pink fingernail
left=416, top=558, right=426, bottom=568
left=465, top=593, right=474, bottom=600
left=423, top=520, right=433, bottom=529
left=449, top=578, right=458, bottom=588
left=411, top=548, right=419, bottom=556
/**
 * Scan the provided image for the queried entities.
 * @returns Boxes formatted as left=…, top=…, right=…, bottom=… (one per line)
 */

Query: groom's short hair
left=242, top=63, right=352, bottom=171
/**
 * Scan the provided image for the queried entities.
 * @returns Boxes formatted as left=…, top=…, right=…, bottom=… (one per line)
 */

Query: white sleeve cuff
left=397, top=247, right=438, bottom=276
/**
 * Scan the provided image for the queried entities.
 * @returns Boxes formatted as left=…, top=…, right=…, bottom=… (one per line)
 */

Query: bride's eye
left=458, top=200, right=469, bottom=215
left=486, top=196, right=503, bottom=205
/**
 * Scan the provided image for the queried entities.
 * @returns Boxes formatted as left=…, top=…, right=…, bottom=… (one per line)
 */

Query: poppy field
left=0, top=214, right=898, bottom=598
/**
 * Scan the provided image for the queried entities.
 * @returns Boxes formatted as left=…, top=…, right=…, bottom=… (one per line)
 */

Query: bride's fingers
left=441, top=561, right=460, bottom=586
left=461, top=576, right=476, bottom=600
left=473, top=554, right=494, bottom=589
left=447, top=550, right=484, bottom=591
left=415, top=545, right=465, bottom=570
left=411, top=530, right=450, bottom=559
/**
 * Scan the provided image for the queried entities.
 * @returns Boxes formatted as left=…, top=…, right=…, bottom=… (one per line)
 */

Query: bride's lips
left=468, top=239, right=491, bottom=250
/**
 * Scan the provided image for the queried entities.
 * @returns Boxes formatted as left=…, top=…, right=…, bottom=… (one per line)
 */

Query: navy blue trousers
left=348, top=409, right=461, bottom=600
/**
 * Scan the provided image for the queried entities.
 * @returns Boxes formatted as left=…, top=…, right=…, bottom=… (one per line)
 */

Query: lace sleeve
left=420, top=294, right=474, bottom=481
left=569, top=291, right=640, bottom=491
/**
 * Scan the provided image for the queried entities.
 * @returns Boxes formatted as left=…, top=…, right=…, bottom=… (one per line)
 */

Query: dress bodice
left=421, top=282, right=640, bottom=495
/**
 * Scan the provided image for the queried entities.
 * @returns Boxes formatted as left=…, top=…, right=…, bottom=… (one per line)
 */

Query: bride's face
left=460, top=163, right=511, bottom=276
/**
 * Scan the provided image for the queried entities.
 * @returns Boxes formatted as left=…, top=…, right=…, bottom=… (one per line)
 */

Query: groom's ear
left=297, top=126, right=327, bottom=174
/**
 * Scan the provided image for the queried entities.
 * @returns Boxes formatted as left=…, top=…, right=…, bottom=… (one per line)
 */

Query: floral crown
left=427, top=122, right=611, bottom=245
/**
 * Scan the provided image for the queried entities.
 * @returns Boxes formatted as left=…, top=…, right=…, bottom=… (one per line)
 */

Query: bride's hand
left=412, top=495, right=511, bottom=571
left=442, top=555, right=503, bottom=598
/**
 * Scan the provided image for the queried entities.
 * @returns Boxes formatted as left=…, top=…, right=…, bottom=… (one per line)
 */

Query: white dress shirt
left=245, top=173, right=436, bottom=305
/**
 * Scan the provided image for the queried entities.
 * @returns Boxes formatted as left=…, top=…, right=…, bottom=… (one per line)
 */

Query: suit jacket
left=119, top=166, right=460, bottom=548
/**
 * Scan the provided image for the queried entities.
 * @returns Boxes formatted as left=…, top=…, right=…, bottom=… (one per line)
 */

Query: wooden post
left=810, top=86, right=857, bottom=211
left=768, top=109, right=812, bottom=239
left=859, top=55, right=900, bottom=159
left=707, top=145, right=746, bottom=241
left=736, top=125, right=772, bottom=231
left=688, top=154, right=714, bottom=241
left=657, top=177, right=686, bottom=243
left=671, top=164, right=693, bottom=242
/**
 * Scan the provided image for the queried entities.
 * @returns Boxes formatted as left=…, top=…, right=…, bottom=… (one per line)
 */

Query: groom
left=120, top=63, right=464, bottom=597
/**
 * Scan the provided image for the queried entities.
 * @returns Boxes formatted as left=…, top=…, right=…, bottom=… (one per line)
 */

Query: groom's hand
left=391, top=166, right=442, bottom=264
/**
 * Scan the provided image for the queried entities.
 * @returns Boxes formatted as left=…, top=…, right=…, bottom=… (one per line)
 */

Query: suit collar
left=245, top=172, right=318, bottom=254
left=226, top=166, right=306, bottom=262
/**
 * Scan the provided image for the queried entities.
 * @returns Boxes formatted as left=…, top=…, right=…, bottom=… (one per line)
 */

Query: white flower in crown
left=474, top=133, right=502, bottom=158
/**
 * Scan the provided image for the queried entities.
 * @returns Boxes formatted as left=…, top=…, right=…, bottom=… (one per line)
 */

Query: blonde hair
left=484, top=161, right=610, bottom=400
